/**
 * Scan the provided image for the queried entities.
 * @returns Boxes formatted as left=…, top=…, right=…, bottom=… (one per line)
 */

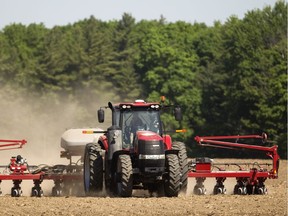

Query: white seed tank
left=60, top=128, right=104, bottom=156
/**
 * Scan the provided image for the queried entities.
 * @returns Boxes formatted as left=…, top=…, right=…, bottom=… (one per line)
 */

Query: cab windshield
left=120, top=109, right=161, bottom=146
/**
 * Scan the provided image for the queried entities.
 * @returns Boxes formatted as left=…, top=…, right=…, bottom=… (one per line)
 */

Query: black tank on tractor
left=83, top=98, right=188, bottom=197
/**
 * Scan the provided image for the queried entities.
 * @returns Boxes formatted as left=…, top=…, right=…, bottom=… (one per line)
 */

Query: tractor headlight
left=150, top=105, right=160, bottom=109
left=121, top=105, right=131, bottom=109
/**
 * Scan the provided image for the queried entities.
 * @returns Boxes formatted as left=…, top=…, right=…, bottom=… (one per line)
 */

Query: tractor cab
left=98, top=100, right=163, bottom=149
left=97, top=99, right=181, bottom=149
left=119, top=102, right=163, bottom=148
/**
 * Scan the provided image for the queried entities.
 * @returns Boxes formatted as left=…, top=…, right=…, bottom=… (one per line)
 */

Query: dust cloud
left=0, top=89, right=117, bottom=163
left=0, top=89, right=114, bottom=195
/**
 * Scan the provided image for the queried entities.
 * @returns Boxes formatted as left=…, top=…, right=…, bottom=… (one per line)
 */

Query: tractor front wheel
left=83, top=143, right=103, bottom=195
left=115, top=154, right=133, bottom=197
left=164, top=154, right=181, bottom=197
left=172, top=141, right=188, bottom=193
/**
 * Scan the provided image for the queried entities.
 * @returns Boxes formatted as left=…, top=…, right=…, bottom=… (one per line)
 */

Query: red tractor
left=83, top=98, right=188, bottom=197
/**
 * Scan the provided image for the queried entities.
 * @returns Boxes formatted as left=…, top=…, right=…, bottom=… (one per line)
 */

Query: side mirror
left=174, top=106, right=182, bottom=121
left=98, top=109, right=105, bottom=123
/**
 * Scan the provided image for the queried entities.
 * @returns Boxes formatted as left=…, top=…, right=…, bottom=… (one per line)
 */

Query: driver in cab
left=131, top=113, right=146, bottom=134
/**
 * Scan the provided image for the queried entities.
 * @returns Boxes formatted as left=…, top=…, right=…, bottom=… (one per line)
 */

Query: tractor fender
left=165, top=149, right=179, bottom=156
left=163, top=135, right=172, bottom=150
left=98, top=135, right=108, bottom=151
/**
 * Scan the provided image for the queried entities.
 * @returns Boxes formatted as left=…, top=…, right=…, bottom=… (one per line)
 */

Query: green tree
left=135, top=21, right=203, bottom=145
left=199, top=1, right=287, bottom=157
left=74, top=16, right=117, bottom=102
left=107, top=13, right=141, bottom=100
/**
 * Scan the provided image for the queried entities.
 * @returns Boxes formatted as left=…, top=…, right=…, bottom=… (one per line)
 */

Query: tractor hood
left=133, top=131, right=165, bottom=156
left=135, top=131, right=163, bottom=142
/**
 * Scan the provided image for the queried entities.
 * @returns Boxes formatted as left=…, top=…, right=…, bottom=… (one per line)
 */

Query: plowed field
left=0, top=159, right=286, bottom=216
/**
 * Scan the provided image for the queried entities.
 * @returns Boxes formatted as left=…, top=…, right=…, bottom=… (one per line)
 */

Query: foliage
left=0, top=1, right=286, bottom=158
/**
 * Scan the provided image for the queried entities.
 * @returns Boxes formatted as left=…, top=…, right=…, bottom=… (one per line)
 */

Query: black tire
left=11, top=187, right=22, bottom=197
left=52, top=186, right=62, bottom=197
left=116, top=154, right=133, bottom=197
left=164, top=154, right=181, bottom=197
left=83, top=143, right=103, bottom=195
left=246, top=184, right=253, bottom=195
left=31, top=187, right=43, bottom=197
left=172, top=141, right=188, bottom=193
left=233, top=185, right=239, bottom=195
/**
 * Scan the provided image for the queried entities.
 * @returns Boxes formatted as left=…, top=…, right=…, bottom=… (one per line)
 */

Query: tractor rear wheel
left=83, top=143, right=103, bottom=195
left=172, top=141, right=188, bottom=193
left=116, top=154, right=133, bottom=197
left=164, top=154, right=181, bottom=197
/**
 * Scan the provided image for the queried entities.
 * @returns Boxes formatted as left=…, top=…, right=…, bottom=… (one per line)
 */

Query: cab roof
left=113, top=100, right=161, bottom=109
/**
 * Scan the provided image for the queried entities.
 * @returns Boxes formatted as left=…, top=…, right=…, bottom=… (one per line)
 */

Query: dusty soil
left=0, top=159, right=286, bottom=216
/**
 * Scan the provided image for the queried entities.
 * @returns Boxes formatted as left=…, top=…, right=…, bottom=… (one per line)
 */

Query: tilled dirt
left=0, top=159, right=286, bottom=216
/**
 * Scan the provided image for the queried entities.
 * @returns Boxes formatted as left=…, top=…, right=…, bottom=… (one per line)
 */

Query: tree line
left=0, top=1, right=286, bottom=158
